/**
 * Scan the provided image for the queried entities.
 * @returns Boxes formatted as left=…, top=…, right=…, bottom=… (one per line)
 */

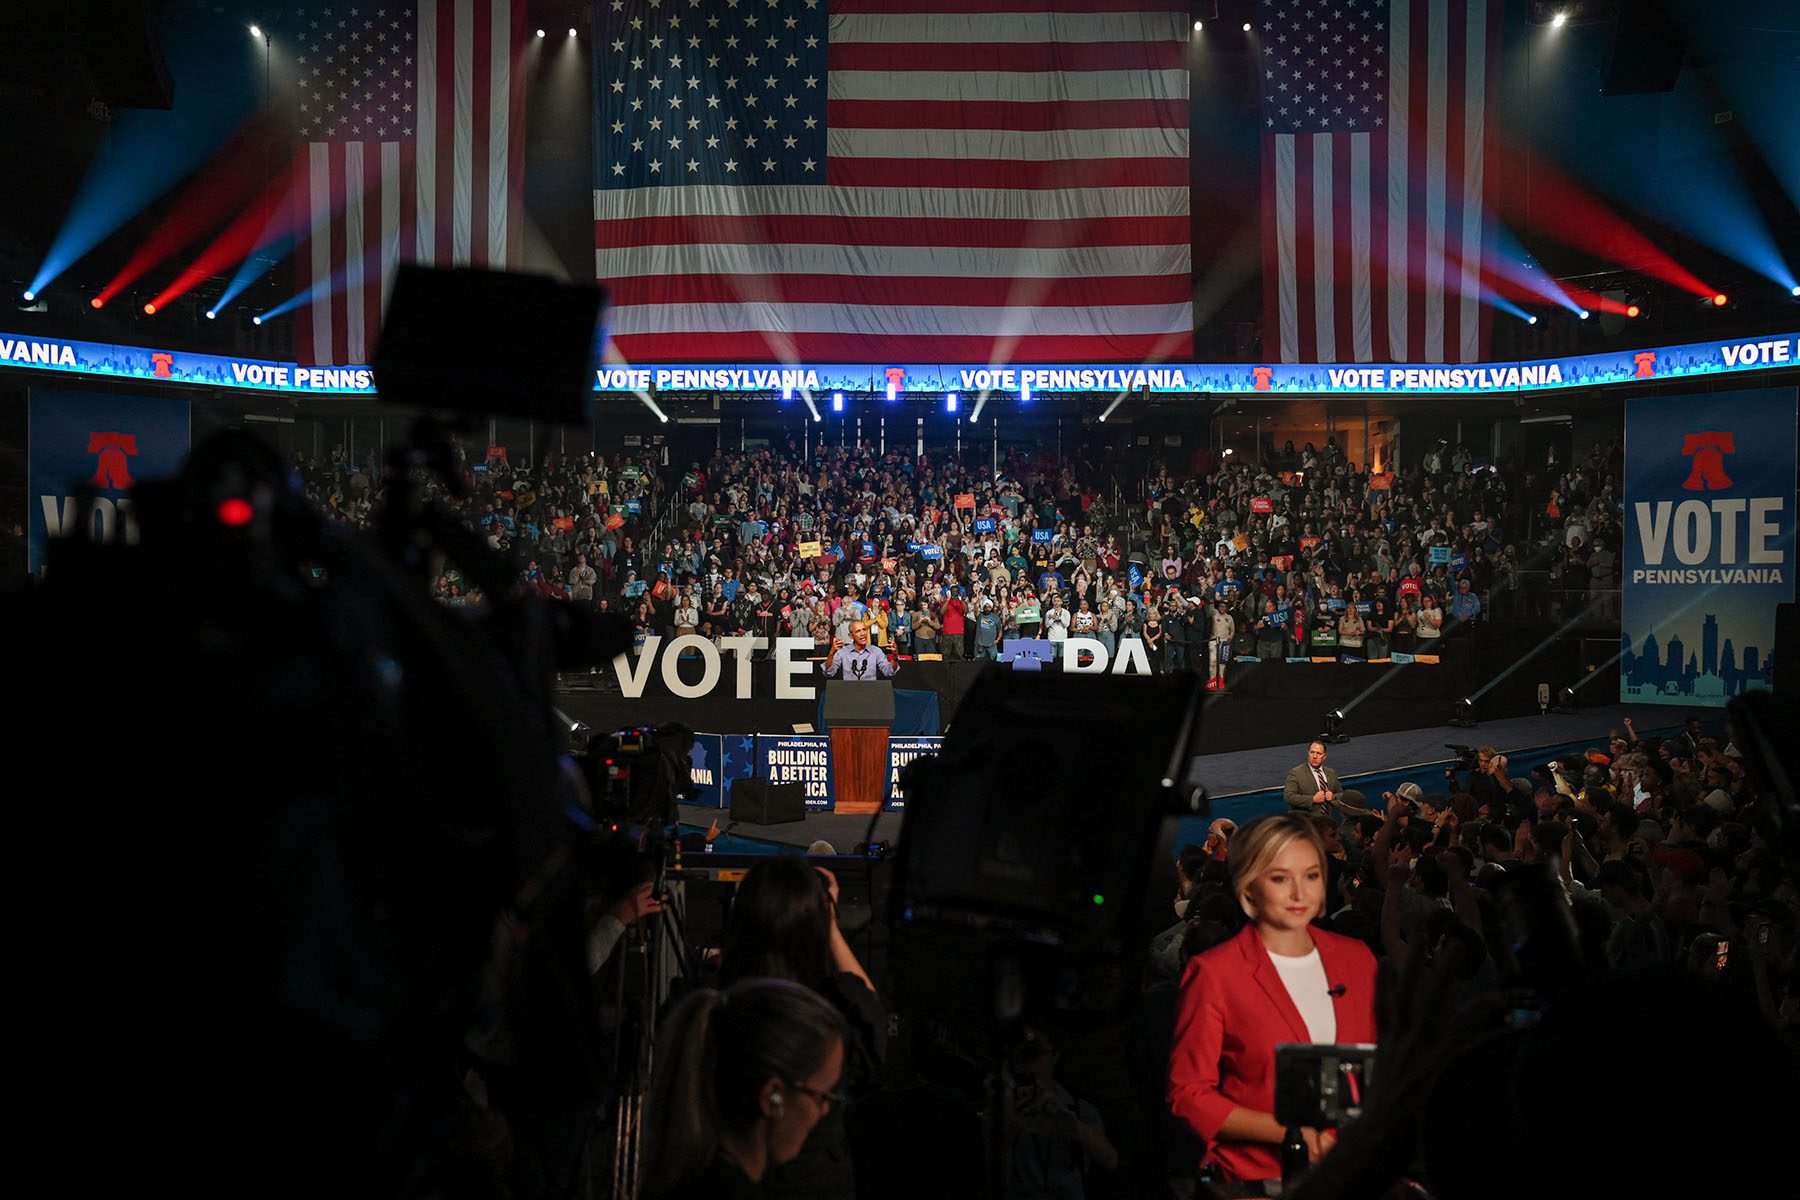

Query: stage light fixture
left=216, top=498, right=254, bottom=527
left=252, top=314, right=263, bottom=325
left=249, top=24, right=261, bottom=38
left=1712, top=292, right=1728, bottom=306
left=536, top=29, right=545, bottom=38
left=1450, top=697, right=1477, bottom=728
left=90, top=298, right=103, bottom=309
left=832, top=391, right=844, bottom=412
left=1577, top=309, right=1589, bottom=320
left=1551, top=11, right=1568, bottom=28
left=142, top=302, right=156, bottom=315
left=781, top=384, right=793, bottom=401
left=22, top=290, right=35, bottom=302
left=569, top=27, right=577, bottom=37
left=886, top=379, right=896, bottom=401
left=1242, top=22, right=1252, bottom=32
left=1194, top=20, right=1203, bottom=32
left=946, top=392, right=959, bottom=413
left=205, top=309, right=216, bottom=319
left=1555, top=685, right=1579, bottom=715
left=1323, top=709, right=1350, bottom=744
left=1527, top=314, right=1539, bottom=324
left=1626, top=304, right=1640, bottom=318
left=1791, top=285, right=1800, bottom=298
left=1020, top=381, right=1032, bottom=403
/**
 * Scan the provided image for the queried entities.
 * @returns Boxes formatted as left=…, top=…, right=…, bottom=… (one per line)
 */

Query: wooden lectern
left=824, top=679, right=894, bottom=814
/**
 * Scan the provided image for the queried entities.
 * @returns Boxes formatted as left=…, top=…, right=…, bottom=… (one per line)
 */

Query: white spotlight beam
left=1096, top=389, right=1127, bottom=423
left=634, top=389, right=669, bottom=423
left=800, top=387, right=822, bottom=423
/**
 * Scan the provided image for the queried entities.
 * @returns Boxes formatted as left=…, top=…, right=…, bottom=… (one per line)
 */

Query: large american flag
left=593, top=0, right=1192, bottom=363
left=291, top=1, right=528, bottom=365
left=1260, top=0, right=1501, bottom=364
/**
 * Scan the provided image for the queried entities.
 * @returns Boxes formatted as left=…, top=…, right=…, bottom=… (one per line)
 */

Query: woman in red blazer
left=1168, top=813, right=1379, bottom=1193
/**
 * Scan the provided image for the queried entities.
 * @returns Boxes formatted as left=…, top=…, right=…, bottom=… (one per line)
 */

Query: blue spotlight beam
left=212, top=229, right=299, bottom=316
left=26, top=11, right=266, bottom=297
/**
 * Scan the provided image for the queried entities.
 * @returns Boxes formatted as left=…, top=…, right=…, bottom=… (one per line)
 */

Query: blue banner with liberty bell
left=1621, top=388, right=1796, bottom=706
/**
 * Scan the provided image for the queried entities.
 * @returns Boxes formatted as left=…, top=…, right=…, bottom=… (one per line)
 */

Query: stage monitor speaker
left=1602, top=0, right=1685, bottom=95
left=82, top=0, right=175, bottom=109
left=1775, top=603, right=1796, bottom=697
left=730, top=779, right=807, bottom=825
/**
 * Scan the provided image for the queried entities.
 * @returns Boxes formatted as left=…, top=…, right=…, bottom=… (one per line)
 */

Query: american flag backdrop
left=1260, top=0, right=1502, bottom=364
left=291, top=1, right=529, bottom=365
left=593, top=0, right=1193, bottom=363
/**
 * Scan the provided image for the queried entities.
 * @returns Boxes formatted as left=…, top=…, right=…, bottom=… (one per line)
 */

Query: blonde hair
left=1227, top=812, right=1330, bottom=921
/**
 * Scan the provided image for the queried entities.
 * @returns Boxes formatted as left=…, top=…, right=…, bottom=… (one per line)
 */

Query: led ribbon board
left=2, top=330, right=1796, bottom=398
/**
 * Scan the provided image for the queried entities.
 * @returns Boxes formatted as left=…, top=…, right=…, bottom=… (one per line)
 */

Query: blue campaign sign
left=1127, top=561, right=1144, bottom=589
left=1622, top=387, right=1796, bottom=707
left=973, top=517, right=996, bottom=533
left=1450, top=553, right=1468, bottom=572
left=884, top=736, right=943, bottom=810
left=919, top=544, right=942, bottom=561
left=756, top=734, right=835, bottom=809
left=906, top=541, right=923, bottom=552
left=1031, top=528, right=1053, bottom=544
left=687, top=734, right=725, bottom=808
left=28, top=387, right=191, bottom=575
left=1428, top=545, right=1452, bottom=565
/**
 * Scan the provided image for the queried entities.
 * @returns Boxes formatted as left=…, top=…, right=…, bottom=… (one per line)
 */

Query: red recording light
left=215, top=497, right=254, bottom=527
left=1626, top=304, right=1640, bottom=318
left=1712, top=293, right=1728, bottom=306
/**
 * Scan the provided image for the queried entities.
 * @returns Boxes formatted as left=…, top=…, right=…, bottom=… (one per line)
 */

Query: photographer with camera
left=1168, top=814, right=1378, bottom=1196
left=720, top=857, right=886, bottom=1200
left=1447, top=745, right=1509, bottom=816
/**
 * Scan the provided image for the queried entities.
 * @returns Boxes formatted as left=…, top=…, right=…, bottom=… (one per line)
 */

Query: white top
left=1269, top=945, right=1337, bottom=1043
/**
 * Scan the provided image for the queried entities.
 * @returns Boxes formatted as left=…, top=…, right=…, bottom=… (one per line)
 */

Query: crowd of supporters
left=291, top=428, right=1626, bottom=682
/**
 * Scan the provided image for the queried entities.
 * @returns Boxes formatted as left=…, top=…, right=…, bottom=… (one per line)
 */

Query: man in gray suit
left=1284, top=740, right=1341, bottom=815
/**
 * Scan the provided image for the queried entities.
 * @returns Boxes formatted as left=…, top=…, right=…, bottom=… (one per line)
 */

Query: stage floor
left=683, top=702, right=1689, bottom=854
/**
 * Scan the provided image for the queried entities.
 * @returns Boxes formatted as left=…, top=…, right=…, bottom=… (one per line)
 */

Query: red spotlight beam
left=92, top=115, right=283, bottom=310
left=1492, top=137, right=1716, bottom=300
left=147, top=154, right=305, bottom=312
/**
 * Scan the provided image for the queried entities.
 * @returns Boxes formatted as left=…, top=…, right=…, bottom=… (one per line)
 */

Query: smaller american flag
left=1260, top=0, right=1500, bottom=365
left=291, top=1, right=528, bottom=366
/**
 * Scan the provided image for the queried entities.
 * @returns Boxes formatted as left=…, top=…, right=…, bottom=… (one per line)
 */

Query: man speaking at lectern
left=824, top=620, right=894, bottom=681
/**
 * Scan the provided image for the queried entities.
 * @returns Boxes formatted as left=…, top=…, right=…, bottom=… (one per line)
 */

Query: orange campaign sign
left=1369, top=472, right=1393, bottom=490
left=605, top=513, right=625, bottom=530
left=486, top=446, right=506, bottom=461
left=1250, top=497, right=1273, bottom=513
left=953, top=492, right=976, bottom=509
left=798, top=540, right=823, bottom=558
left=1299, top=536, right=1322, bottom=552
left=551, top=516, right=575, bottom=531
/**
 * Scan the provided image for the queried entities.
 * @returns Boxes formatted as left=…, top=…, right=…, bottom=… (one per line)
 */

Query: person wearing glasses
left=641, top=979, right=848, bottom=1200
left=720, top=857, right=886, bottom=1200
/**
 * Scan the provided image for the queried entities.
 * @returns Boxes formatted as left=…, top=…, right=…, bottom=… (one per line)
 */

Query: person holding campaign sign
left=824, top=619, right=893, bottom=682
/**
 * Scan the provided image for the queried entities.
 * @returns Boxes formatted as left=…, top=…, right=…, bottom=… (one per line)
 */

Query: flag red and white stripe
left=595, top=0, right=1192, bottom=364
left=1261, top=0, right=1500, bottom=364
left=292, top=0, right=527, bottom=366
